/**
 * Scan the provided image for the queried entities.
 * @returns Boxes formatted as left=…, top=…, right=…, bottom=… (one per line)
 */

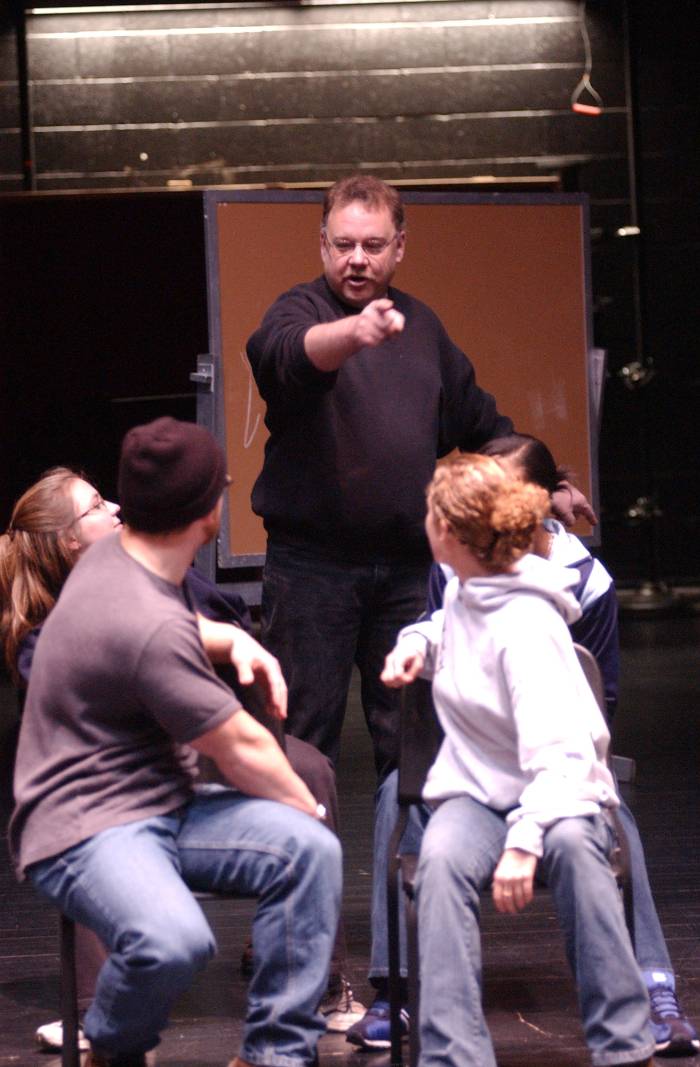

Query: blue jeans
left=616, top=798, right=672, bottom=973
left=370, top=770, right=674, bottom=983
left=262, top=540, right=429, bottom=776
left=369, top=769, right=425, bottom=981
left=417, top=797, right=654, bottom=1067
left=29, top=787, right=342, bottom=1065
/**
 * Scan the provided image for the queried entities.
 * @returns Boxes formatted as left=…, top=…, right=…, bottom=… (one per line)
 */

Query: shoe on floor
left=346, top=997, right=409, bottom=1050
left=647, top=978, right=700, bottom=1056
left=319, top=974, right=366, bottom=1032
left=35, top=1018, right=90, bottom=1052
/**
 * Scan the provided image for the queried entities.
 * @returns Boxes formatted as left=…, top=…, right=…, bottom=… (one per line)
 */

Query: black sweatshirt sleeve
left=246, top=282, right=340, bottom=412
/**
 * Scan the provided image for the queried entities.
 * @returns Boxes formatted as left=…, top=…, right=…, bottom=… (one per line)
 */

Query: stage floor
left=1, top=606, right=699, bottom=1066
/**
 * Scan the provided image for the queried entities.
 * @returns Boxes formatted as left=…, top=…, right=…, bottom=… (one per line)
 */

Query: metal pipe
left=11, top=0, right=36, bottom=191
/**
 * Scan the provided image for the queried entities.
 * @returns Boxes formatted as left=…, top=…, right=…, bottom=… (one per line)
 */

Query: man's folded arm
left=190, top=709, right=320, bottom=817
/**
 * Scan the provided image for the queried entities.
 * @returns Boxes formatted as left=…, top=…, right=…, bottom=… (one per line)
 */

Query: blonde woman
left=0, top=468, right=120, bottom=1050
left=1, top=468, right=121, bottom=687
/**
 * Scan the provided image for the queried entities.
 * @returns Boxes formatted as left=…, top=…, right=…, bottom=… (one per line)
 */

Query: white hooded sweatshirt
left=397, top=553, right=618, bottom=857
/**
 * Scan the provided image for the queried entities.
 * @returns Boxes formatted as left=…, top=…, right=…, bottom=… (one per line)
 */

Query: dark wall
left=2, top=2, right=626, bottom=192
left=0, top=192, right=207, bottom=518
left=0, top=0, right=698, bottom=582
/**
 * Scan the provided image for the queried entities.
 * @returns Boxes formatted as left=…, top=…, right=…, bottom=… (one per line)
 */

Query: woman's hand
left=381, top=640, right=425, bottom=688
left=492, top=848, right=538, bottom=914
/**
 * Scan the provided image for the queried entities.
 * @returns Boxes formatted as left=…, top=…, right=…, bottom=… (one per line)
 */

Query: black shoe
left=85, top=1050, right=156, bottom=1066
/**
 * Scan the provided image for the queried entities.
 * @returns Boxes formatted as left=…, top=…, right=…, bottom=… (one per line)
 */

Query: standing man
left=247, top=174, right=515, bottom=777
left=10, top=417, right=341, bottom=1067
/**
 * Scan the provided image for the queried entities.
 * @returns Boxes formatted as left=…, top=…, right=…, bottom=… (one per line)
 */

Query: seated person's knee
left=543, top=814, right=609, bottom=868
left=119, top=911, right=215, bottom=979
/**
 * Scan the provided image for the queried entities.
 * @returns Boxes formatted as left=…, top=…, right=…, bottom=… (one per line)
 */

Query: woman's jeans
left=29, top=787, right=342, bottom=1065
left=370, top=770, right=674, bottom=984
left=416, top=796, right=654, bottom=1067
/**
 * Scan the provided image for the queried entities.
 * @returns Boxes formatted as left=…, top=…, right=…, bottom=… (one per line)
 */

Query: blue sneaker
left=346, top=997, right=409, bottom=1050
left=646, top=974, right=700, bottom=1057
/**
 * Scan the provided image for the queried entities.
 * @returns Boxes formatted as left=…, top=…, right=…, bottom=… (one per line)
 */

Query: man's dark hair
left=321, top=175, right=405, bottom=232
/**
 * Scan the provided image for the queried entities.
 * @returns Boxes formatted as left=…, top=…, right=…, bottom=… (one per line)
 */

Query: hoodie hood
left=457, top=553, right=582, bottom=626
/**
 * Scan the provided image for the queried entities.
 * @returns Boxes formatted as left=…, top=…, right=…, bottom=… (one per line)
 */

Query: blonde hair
left=0, top=467, right=80, bottom=679
left=427, top=454, right=549, bottom=573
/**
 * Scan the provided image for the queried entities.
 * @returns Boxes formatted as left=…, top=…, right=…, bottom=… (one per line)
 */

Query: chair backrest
left=398, top=678, right=443, bottom=806
left=573, top=642, right=606, bottom=713
left=572, top=642, right=631, bottom=885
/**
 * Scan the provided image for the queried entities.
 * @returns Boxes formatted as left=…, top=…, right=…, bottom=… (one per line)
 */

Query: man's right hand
left=304, top=297, right=405, bottom=371
left=352, top=298, right=405, bottom=348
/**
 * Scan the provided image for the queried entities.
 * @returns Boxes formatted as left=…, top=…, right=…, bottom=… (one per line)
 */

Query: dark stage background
left=1, top=1, right=698, bottom=588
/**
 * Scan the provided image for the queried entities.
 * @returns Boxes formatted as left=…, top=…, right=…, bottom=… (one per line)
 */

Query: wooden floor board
left=1, top=609, right=699, bottom=1064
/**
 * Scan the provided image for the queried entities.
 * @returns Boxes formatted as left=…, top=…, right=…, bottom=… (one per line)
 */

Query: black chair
left=59, top=890, right=226, bottom=1067
left=386, top=644, right=634, bottom=1067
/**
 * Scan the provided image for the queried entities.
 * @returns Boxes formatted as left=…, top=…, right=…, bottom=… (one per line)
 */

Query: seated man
left=9, top=417, right=342, bottom=1067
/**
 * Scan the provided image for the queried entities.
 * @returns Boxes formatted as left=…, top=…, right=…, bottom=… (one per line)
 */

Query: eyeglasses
left=322, top=231, right=400, bottom=259
left=74, top=496, right=111, bottom=522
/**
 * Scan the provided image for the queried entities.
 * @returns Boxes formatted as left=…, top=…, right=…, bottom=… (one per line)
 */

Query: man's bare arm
left=191, top=709, right=320, bottom=816
left=304, top=298, right=405, bottom=371
left=197, top=615, right=287, bottom=720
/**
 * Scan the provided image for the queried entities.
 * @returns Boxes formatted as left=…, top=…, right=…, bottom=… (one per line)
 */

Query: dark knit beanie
left=118, top=417, right=228, bottom=533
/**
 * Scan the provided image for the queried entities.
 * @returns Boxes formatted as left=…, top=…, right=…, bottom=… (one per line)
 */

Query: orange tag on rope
left=572, top=101, right=603, bottom=115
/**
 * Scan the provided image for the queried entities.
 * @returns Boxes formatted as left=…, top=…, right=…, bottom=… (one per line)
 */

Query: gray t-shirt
left=10, top=533, right=239, bottom=877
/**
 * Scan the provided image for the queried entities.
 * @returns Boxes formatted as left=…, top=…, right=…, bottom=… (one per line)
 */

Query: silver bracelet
left=315, top=803, right=327, bottom=821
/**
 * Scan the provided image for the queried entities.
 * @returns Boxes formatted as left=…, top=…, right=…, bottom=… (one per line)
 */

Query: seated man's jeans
left=371, top=770, right=675, bottom=982
left=29, top=787, right=342, bottom=1065
left=417, top=797, right=654, bottom=1067
left=261, top=539, right=429, bottom=778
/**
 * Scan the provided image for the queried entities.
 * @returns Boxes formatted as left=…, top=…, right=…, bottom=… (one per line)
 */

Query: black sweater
left=247, top=276, right=513, bottom=563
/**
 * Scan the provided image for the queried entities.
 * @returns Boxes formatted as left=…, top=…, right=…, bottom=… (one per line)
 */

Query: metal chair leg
left=388, top=810, right=409, bottom=1067
left=404, top=883, right=420, bottom=1067
left=60, top=913, right=81, bottom=1067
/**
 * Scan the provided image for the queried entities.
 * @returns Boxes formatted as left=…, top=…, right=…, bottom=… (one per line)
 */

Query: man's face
left=321, top=201, right=405, bottom=308
left=202, top=495, right=224, bottom=544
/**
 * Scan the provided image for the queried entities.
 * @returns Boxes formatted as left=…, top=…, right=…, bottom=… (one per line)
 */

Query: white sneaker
left=35, top=1019, right=90, bottom=1052
left=319, top=976, right=367, bottom=1033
